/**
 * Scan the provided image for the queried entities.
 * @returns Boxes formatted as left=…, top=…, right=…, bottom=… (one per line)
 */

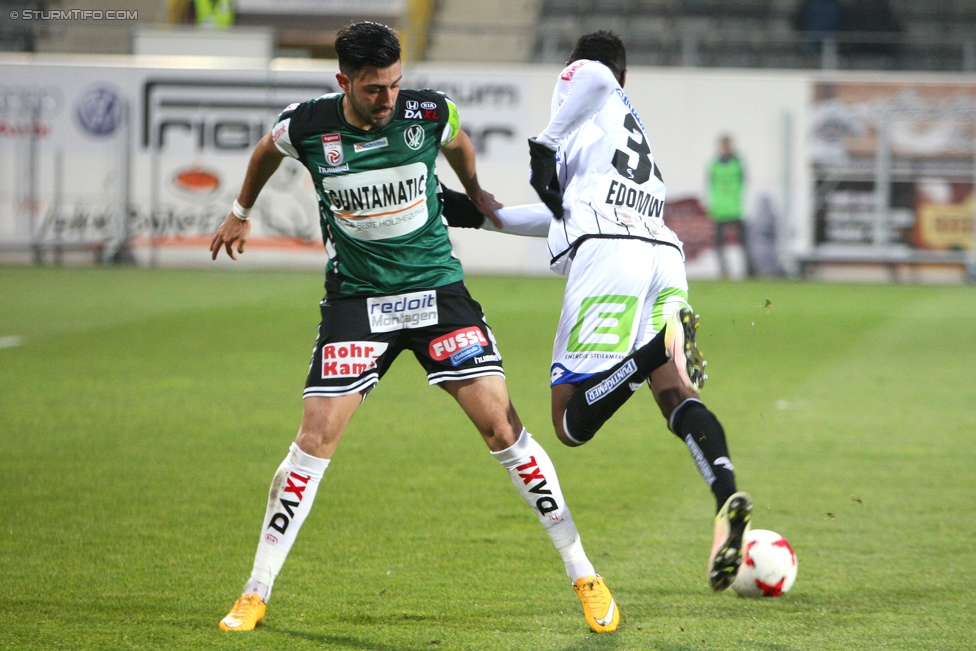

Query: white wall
left=433, top=65, right=813, bottom=276
left=0, top=54, right=815, bottom=276
left=625, top=67, right=811, bottom=241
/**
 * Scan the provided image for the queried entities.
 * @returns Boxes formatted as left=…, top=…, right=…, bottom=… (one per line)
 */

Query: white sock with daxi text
left=243, top=443, right=330, bottom=602
left=491, top=429, right=596, bottom=582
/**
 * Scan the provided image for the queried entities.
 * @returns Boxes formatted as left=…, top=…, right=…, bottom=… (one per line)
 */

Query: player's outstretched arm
left=441, top=183, right=551, bottom=237
left=440, top=129, right=503, bottom=226
left=210, top=132, right=286, bottom=261
left=487, top=204, right=552, bottom=237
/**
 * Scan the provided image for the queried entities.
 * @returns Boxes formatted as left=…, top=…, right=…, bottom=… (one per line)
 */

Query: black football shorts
left=303, top=281, right=505, bottom=398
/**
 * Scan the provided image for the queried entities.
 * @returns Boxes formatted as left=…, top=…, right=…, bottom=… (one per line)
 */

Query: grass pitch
left=1, top=266, right=974, bottom=650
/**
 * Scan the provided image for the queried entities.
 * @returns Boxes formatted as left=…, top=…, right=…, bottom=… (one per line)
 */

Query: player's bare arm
left=209, top=132, right=285, bottom=261
left=441, top=129, right=503, bottom=226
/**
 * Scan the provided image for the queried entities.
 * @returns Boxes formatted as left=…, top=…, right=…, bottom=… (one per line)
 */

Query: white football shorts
left=550, top=238, right=690, bottom=386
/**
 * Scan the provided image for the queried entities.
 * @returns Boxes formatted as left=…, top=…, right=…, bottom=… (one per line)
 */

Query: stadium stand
left=534, top=0, right=976, bottom=71
left=6, top=0, right=164, bottom=54
left=6, top=0, right=975, bottom=70
left=1, top=2, right=44, bottom=52
left=426, top=0, right=541, bottom=62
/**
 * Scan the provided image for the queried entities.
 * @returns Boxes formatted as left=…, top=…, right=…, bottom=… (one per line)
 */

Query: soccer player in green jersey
left=211, top=22, right=618, bottom=634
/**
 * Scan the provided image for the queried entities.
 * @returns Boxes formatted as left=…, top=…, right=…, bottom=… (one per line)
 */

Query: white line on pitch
left=0, top=336, right=23, bottom=349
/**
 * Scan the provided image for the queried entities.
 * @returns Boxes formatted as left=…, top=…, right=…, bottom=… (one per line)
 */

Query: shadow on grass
left=559, top=633, right=621, bottom=651
left=271, top=625, right=632, bottom=651
left=269, top=627, right=431, bottom=651
left=642, top=643, right=799, bottom=651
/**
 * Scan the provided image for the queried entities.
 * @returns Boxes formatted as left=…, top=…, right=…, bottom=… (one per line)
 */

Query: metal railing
left=536, top=29, right=976, bottom=72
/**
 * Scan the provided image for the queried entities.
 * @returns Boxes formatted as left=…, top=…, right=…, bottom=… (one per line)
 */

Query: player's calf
left=561, top=329, right=669, bottom=444
left=491, top=429, right=596, bottom=582
left=220, top=441, right=330, bottom=631
left=664, top=309, right=707, bottom=392
left=669, top=398, right=737, bottom=512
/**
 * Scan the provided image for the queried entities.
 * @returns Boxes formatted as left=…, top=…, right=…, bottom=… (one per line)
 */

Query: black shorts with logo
left=304, top=281, right=505, bottom=398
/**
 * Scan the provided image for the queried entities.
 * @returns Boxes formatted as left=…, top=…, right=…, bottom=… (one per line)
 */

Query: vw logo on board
left=75, top=86, right=120, bottom=137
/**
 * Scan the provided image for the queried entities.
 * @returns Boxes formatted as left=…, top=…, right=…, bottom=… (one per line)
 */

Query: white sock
left=491, top=429, right=596, bottom=582
left=243, top=443, right=330, bottom=602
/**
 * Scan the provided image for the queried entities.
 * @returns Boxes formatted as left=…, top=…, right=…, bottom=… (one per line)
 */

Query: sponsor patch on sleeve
left=560, top=60, right=588, bottom=81
left=429, top=327, right=489, bottom=366
left=271, top=118, right=299, bottom=159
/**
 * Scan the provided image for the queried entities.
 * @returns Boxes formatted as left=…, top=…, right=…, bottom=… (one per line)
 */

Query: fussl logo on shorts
left=322, top=341, right=388, bottom=378
left=429, top=327, right=488, bottom=366
left=367, top=290, right=438, bottom=332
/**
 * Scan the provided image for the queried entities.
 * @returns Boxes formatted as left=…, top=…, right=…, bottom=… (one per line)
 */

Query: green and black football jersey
left=271, top=89, right=464, bottom=296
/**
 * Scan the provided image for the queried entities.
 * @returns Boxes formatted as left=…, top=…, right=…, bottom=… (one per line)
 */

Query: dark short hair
left=568, top=31, right=626, bottom=77
left=335, top=22, right=400, bottom=78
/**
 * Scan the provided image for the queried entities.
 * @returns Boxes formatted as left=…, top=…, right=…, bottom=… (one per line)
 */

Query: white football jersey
left=537, top=60, right=683, bottom=274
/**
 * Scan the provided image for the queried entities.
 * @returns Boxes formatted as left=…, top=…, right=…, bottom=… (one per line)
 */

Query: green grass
left=1, top=267, right=974, bottom=650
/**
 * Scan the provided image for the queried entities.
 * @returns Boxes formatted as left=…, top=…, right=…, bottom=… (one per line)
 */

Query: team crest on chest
left=321, top=133, right=343, bottom=165
left=404, top=124, right=425, bottom=150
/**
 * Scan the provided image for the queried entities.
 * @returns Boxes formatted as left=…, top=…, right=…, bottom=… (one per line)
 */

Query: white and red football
left=731, top=529, right=798, bottom=598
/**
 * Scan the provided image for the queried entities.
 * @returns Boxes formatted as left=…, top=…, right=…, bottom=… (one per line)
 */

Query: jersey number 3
left=612, top=113, right=653, bottom=184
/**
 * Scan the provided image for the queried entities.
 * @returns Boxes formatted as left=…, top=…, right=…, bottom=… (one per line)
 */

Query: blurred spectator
left=707, top=135, right=753, bottom=279
left=793, top=0, right=844, bottom=34
left=196, top=0, right=236, bottom=28
left=842, top=0, right=902, bottom=56
left=168, top=0, right=236, bottom=28
left=749, top=195, right=784, bottom=277
left=792, top=0, right=845, bottom=54
left=167, top=0, right=194, bottom=24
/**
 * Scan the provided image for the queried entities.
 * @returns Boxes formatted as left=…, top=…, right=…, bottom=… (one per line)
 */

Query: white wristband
left=232, top=200, right=251, bottom=221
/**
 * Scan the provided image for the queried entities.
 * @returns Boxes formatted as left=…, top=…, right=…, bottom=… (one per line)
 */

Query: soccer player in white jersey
left=446, top=31, right=753, bottom=592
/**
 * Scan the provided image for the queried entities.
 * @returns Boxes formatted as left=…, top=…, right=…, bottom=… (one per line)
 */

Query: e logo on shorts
left=568, top=295, right=638, bottom=353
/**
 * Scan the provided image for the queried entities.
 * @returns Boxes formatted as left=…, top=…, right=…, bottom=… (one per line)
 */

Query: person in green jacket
left=194, top=0, right=234, bottom=28
left=707, top=135, right=752, bottom=278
